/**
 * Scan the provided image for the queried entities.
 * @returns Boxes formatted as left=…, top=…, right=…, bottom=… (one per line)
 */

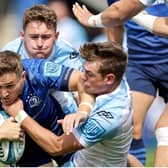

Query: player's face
left=0, top=72, right=25, bottom=105
left=81, top=61, right=109, bottom=96
left=21, top=21, right=58, bottom=59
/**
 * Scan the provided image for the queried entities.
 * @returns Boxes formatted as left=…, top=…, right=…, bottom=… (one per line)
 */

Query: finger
left=82, top=4, right=90, bottom=13
left=57, top=119, right=63, bottom=125
left=73, top=3, right=83, bottom=16
left=63, top=116, right=75, bottom=134
left=74, top=119, right=80, bottom=128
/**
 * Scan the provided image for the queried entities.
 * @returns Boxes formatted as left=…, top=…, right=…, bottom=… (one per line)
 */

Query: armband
left=131, top=12, right=156, bottom=32
left=15, top=110, right=28, bottom=123
left=79, top=102, right=93, bottom=110
left=88, top=13, right=104, bottom=27
left=138, top=0, right=155, bottom=6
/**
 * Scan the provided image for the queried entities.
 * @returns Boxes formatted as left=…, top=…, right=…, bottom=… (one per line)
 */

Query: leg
left=130, top=91, right=155, bottom=165
left=132, top=91, right=155, bottom=139
left=127, top=153, right=144, bottom=167
left=154, top=103, right=168, bottom=166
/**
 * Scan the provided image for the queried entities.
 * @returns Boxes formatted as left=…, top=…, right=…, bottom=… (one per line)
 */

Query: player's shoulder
left=1, top=37, right=22, bottom=52
left=23, top=58, right=64, bottom=75
left=56, top=37, right=78, bottom=53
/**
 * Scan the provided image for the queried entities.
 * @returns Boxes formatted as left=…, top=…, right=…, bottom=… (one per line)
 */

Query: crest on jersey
left=26, top=94, right=41, bottom=108
left=44, top=62, right=61, bottom=77
left=81, top=118, right=105, bottom=140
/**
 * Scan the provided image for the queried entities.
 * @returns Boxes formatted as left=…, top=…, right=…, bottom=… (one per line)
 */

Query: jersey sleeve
left=23, top=59, right=74, bottom=91
left=72, top=108, right=122, bottom=148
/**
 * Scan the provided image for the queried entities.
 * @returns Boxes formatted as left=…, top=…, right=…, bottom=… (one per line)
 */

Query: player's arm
left=106, top=26, right=125, bottom=44
left=127, top=153, right=144, bottom=167
left=3, top=99, right=84, bottom=156
left=58, top=70, right=94, bottom=133
left=72, top=0, right=146, bottom=28
left=68, top=69, right=95, bottom=113
left=131, top=11, right=168, bottom=37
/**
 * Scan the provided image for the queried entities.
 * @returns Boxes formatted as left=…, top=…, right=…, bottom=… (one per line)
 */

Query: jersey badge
left=81, top=118, right=105, bottom=140
left=44, top=62, right=61, bottom=77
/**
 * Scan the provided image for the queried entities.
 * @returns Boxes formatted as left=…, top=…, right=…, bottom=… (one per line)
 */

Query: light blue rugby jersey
left=2, top=37, right=84, bottom=114
left=64, top=77, right=133, bottom=167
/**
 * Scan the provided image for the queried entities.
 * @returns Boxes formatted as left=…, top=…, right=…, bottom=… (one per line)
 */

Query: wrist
left=79, top=102, right=93, bottom=110
left=131, top=12, right=156, bottom=32
left=78, top=102, right=93, bottom=116
left=15, top=110, right=28, bottom=124
left=78, top=111, right=89, bottom=117
left=88, top=13, right=104, bottom=27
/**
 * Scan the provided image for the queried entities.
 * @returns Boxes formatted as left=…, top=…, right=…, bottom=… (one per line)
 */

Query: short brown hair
left=0, top=51, right=23, bottom=76
left=80, top=42, right=127, bottom=82
left=23, top=4, right=57, bottom=30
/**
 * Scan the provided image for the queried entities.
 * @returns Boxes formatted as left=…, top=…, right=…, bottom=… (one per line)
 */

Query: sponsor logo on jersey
left=97, top=111, right=114, bottom=119
left=70, top=52, right=78, bottom=59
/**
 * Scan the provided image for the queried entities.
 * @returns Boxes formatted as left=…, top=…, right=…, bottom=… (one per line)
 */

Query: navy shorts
left=126, top=62, right=168, bottom=103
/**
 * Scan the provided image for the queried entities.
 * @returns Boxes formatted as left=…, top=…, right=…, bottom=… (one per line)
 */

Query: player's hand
left=72, top=2, right=93, bottom=27
left=0, top=117, right=23, bottom=141
left=57, top=112, right=88, bottom=135
left=2, top=98, right=24, bottom=117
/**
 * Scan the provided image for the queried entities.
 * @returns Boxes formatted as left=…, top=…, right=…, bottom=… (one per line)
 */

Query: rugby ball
left=0, top=110, right=25, bottom=164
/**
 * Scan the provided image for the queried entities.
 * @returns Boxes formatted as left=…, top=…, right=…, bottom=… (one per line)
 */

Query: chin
left=2, top=101, right=12, bottom=106
left=1, top=98, right=16, bottom=106
left=35, top=54, right=46, bottom=59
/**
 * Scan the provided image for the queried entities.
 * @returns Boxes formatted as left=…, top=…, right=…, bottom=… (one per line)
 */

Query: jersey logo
left=26, top=94, right=41, bottom=108
left=97, top=111, right=114, bottom=119
left=44, top=62, right=61, bottom=76
left=70, top=52, right=78, bottom=59
left=81, top=118, right=105, bottom=140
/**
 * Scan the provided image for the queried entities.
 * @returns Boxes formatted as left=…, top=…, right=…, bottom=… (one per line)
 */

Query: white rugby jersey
left=64, top=77, right=133, bottom=167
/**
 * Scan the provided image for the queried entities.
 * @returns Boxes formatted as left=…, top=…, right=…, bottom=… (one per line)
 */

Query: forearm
left=77, top=81, right=95, bottom=115
left=71, top=71, right=95, bottom=114
left=100, top=0, right=145, bottom=27
left=21, top=116, right=63, bottom=156
left=106, top=26, right=124, bottom=44
left=153, top=17, right=168, bottom=37
left=21, top=116, right=83, bottom=156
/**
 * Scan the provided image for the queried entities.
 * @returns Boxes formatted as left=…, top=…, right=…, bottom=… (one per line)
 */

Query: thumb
left=7, top=117, right=15, bottom=122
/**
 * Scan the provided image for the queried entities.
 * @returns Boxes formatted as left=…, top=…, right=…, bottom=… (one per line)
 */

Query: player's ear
left=20, top=30, right=24, bottom=40
left=105, top=73, right=115, bottom=85
left=55, top=31, right=59, bottom=40
left=21, top=71, right=26, bottom=80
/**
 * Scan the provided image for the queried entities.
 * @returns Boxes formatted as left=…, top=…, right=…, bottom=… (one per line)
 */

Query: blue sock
left=129, top=138, right=146, bottom=165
